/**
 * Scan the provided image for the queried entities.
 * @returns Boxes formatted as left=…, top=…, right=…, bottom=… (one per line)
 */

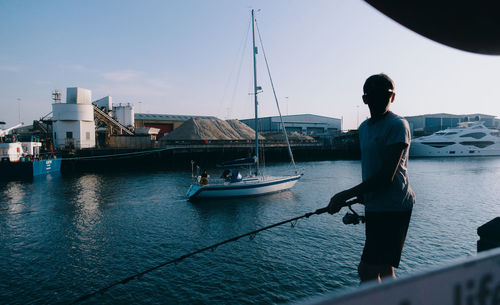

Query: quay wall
left=60, top=140, right=360, bottom=173
left=107, top=135, right=157, bottom=149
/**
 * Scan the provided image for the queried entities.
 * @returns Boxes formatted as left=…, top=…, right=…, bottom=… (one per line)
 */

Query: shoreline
left=60, top=142, right=361, bottom=173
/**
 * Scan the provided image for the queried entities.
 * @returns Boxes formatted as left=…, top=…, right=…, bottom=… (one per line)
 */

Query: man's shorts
left=360, top=210, right=412, bottom=268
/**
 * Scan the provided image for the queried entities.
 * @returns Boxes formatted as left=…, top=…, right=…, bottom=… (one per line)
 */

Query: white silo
left=113, top=103, right=135, bottom=128
left=52, top=87, right=96, bottom=149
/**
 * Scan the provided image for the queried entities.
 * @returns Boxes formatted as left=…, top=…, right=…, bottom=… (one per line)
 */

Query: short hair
left=363, top=73, right=395, bottom=95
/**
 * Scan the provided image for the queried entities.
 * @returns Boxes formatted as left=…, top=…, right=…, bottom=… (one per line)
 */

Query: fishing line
left=70, top=198, right=359, bottom=304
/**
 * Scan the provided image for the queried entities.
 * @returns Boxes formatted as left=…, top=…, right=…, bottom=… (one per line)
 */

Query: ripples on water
left=1, top=158, right=500, bottom=304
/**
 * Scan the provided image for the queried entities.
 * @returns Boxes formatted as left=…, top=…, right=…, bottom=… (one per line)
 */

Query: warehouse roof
left=241, top=114, right=341, bottom=123
left=135, top=113, right=218, bottom=121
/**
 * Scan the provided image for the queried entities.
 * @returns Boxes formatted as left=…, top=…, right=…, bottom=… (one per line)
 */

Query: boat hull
left=410, top=142, right=500, bottom=157
left=409, top=121, right=500, bottom=158
left=0, top=158, right=62, bottom=180
left=187, top=174, right=302, bottom=200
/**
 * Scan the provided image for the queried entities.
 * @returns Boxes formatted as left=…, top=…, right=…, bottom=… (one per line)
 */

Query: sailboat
left=186, top=10, right=302, bottom=200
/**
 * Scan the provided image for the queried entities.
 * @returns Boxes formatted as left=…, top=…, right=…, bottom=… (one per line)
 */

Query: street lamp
left=17, top=98, right=21, bottom=124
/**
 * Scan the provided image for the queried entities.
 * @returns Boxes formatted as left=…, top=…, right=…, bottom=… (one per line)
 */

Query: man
left=200, top=169, right=209, bottom=185
left=327, top=73, right=415, bottom=283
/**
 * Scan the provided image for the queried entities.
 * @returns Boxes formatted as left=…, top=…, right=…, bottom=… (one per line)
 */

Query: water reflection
left=2, top=159, right=500, bottom=304
left=76, top=175, right=100, bottom=214
left=1, top=182, right=28, bottom=214
left=66, top=174, right=104, bottom=233
left=187, top=190, right=303, bottom=256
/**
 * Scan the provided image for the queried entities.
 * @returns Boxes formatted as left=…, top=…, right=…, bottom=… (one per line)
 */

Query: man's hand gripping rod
left=305, top=198, right=362, bottom=218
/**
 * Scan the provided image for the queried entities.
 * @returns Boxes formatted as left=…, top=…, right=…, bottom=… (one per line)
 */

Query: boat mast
left=252, top=9, right=259, bottom=175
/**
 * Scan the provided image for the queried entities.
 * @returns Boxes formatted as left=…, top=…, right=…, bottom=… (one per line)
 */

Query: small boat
left=0, top=124, right=61, bottom=180
left=187, top=158, right=302, bottom=199
left=187, top=10, right=302, bottom=200
left=187, top=172, right=302, bottom=199
left=410, top=121, right=500, bottom=157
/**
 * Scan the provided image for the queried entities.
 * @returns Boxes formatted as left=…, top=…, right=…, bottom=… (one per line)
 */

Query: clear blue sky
left=1, top=0, right=500, bottom=130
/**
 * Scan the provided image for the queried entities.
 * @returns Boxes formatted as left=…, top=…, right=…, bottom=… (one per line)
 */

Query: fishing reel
left=342, top=205, right=365, bottom=225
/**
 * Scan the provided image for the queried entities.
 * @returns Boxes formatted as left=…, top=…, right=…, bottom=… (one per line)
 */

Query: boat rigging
left=186, top=9, right=302, bottom=200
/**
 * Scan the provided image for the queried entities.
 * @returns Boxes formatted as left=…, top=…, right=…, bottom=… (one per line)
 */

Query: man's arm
left=327, top=142, right=407, bottom=214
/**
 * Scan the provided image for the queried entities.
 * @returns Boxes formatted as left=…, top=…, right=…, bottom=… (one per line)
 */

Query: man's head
left=362, top=73, right=395, bottom=116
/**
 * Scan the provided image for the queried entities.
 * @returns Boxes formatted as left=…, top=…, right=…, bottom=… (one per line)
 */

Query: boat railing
left=205, top=178, right=226, bottom=184
left=197, top=177, right=263, bottom=185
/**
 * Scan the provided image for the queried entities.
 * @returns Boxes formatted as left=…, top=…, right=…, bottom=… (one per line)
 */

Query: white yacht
left=410, top=121, right=500, bottom=157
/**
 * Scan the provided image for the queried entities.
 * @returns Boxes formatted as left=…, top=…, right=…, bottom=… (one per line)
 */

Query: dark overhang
left=366, top=1, right=500, bottom=55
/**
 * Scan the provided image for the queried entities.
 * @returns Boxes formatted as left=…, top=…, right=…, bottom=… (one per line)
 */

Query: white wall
left=53, top=121, right=79, bottom=148
left=53, top=103, right=94, bottom=121
left=67, top=87, right=91, bottom=104
left=53, top=121, right=96, bottom=149
left=52, top=94, right=96, bottom=149
left=78, top=121, right=96, bottom=149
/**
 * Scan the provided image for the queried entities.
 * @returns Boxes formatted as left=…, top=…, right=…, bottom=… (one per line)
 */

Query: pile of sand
left=261, top=131, right=314, bottom=142
left=163, top=118, right=265, bottom=141
left=226, top=119, right=257, bottom=139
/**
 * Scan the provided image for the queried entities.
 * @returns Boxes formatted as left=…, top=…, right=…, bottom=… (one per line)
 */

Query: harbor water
left=2, top=158, right=500, bottom=304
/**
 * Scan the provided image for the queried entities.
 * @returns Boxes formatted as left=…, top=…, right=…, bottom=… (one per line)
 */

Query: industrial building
left=52, top=88, right=96, bottom=149
left=49, top=87, right=220, bottom=148
left=134, top=114, right=217, bottom=138
left=48, top=88, right=141, bottom=150
left=240, top=114, right=342, bottom=134
left=405, top=113, right=499, bottom=136
left=93, top=96, right=113, bottom=113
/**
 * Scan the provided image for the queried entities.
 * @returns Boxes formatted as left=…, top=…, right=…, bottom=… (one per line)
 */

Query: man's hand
left=327, top=191, right=351, bottom=214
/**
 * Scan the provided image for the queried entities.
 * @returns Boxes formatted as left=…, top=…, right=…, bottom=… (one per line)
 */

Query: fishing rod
left=71, top=198, right=361, bottom=304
